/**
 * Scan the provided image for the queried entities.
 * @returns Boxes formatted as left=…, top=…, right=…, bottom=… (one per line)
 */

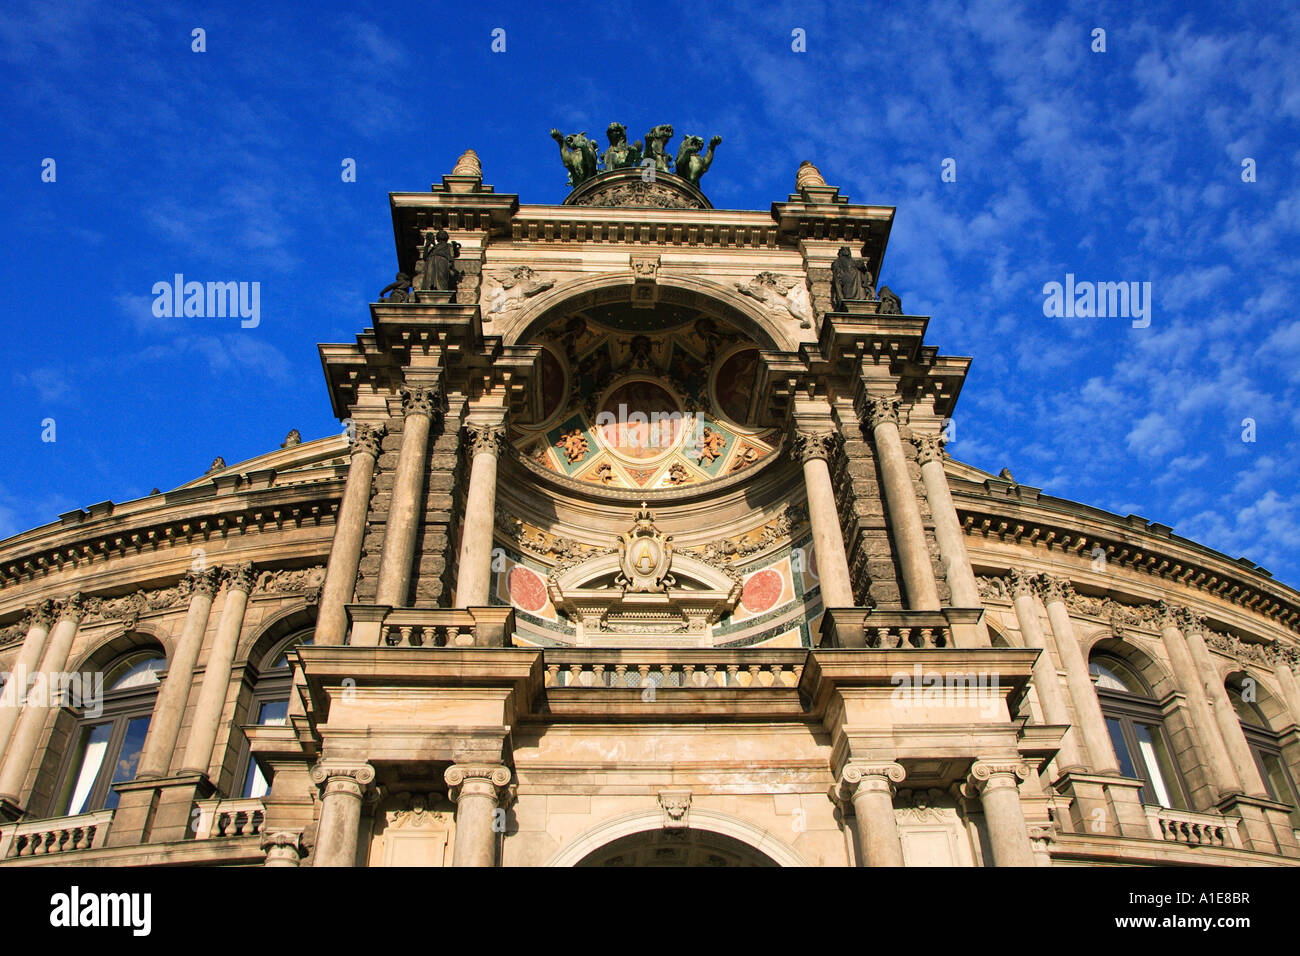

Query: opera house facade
left=0, top=137, right=1297, bottom=868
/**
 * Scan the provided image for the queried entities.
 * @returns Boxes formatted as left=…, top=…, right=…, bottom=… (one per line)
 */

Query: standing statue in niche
left=643, top=124, right=676, bottom=173
left=830, top=246, right=874, bottom=309
left=550, top=129, right=600, bottom=187
left=378, top=272, right=412, bottom=303
left=674, top=135, right=722, bottom=186
left=421, top=229, right=461, bottom=293
left=603, top=123, right=643, bottom=170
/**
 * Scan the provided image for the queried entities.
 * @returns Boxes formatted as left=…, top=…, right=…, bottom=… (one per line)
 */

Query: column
left=374, top=385, right=441, bottom=609
left=914, top=434, right=989, bottom=645
left=261, top=829, right=310, bottom=867
left=966, top=760, right=1034, bottom=867
left=1008, top=570, right=1085, bottom=771
left=1181, top=612, right=1269, bottom=797
left=1272, top=650, right=1300, bottom=730
left=1155, top=601, right=1241, bottom=799
left=180, top=564, right=255, bottom=775
left=0, top=600, right=56, bottom=763
left=309, top=761, right=375, bottom=867
left=1038, top=575, right=1120, bottom=774
left=791, top=430, right=855, bottom=608
left=315, top=424, right=384, bottom=645
left=0, top=594, right=86, bottom=805
left=837, top=762, right=906, bottom=866
left=453, top=423, right=505, bottom=608
left=136, top=570, right=219, bottom=779
left=445, top=764, right=512, bottom=867
left=864, top=398, right=940, bottom=610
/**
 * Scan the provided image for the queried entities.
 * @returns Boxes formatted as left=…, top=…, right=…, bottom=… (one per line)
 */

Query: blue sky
left=1, top=1, right=1298, bottom=585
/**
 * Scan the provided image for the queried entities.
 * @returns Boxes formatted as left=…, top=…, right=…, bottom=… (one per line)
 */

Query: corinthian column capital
left=185, top=568, right=221, bottom=598
left=349, top=422, right=386, bottom=460
left=835, top=761, right=906, bottom=802
left=225, top=562, right=257, bottom=594
left=790, top=429, right=840, bottom=464
left=1036, top=574, right=1073, bottom=605
left=912, top=433, right=946, bottom=465
left=862, top=396, right=902, bottom=429
left=56, top=593, right=88, bottom=625
left=1153, top=599, right=1186, bottom=630
left=28, top=599, right=58, bottom=630
left=444, top=764, right=512, bottom=803
left=400, top=384, right=444, bottom=424
left=464, top=423, right=507, bottom=458
left=1007, top=568, right=1037, bottom=599
left=1178, top=607, right=1208, bottom=636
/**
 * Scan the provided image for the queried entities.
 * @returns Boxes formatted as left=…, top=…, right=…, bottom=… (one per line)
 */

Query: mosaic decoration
left=513, top=304, right=779, bottom=490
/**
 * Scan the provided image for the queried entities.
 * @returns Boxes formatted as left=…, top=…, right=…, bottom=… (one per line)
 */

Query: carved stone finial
left=796, top=160, right=826, bottom=190
left=451, top=149, right=482, bottom=179
left=207, top=457, right=226, bottom=473
left=281, top=429, right=302, bottom=448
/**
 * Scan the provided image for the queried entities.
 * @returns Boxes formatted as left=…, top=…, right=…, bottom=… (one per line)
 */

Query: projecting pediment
left=546, top=506, right=741, bottom=645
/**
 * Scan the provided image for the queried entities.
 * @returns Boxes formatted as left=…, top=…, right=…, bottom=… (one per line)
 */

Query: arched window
left=1227, top=678, right=1300, bottom=827
left=232, top=632, right=311, bottom=799
left=52, top=650, right=165, bottom=816
left=1090, top=653, right=1188, bottom=810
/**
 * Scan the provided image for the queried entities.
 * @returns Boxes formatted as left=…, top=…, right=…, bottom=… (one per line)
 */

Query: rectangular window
left=1260, top=752, right=1300, bottom=827
left=1105, top=717, right=1138, bottom=780
left=104, top=717, right=150, bottom=810
left=62, top=723, right=112, bottom=816
left=1135, top=722, right=1185, bottom=809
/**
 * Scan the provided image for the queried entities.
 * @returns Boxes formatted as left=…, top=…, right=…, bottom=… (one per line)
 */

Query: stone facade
left=0, top=153, right=1297, bottom=868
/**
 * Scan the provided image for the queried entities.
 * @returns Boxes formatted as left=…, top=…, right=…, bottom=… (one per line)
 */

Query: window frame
left=1091, top=655, right=1191, bottom=810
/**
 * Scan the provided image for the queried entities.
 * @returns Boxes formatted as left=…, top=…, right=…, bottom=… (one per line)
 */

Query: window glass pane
left=1090, top=662, right=1131, bottom=693
left=64, top=723, right=112, bottom=816
left=107, top=655, right=165, bottom=691
left=270, top=636, right=313, bottom=669
left=104, top=717, right=150, bottom=810
left=1106, top=717, right=1139, bottom=779
left=257, top=700, right=289, bottom=726
left=1135, top=723, right=1184, bottom=809
left=1260, top=753, right=1300, bottom=827
left=243, top=760, right=270, bottom=800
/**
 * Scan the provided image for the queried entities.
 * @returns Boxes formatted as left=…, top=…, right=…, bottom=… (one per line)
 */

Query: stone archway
left=545, top=808, right=808, bottom=867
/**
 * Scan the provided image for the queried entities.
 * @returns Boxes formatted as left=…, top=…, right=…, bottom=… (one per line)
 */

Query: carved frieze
left=735, top=272, right=812, bottom=328
left=482, top=266, right=556, bottom=315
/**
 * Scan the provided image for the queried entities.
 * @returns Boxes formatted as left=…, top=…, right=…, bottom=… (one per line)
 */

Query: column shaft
left=137, top=573, right=217, bottom=779
left=311, top=763, right=374, bottom=867
left=446, top=764, right=511, bottom=867
left=315, top=426, right=382, bottom=645
left=840, top=763, right=906, bottom=866
left=1183, top=622, right=1268, bottom=797
left=796, top=441, right=854, bottom=608
left=0, top=598, right=84, bottom=802
left=915, top=437, right=988, bottom=645
left=1040, top=579, right=1120, bottom=774
left=1157, top=610, right=1241, bottom=799
left=0, top=603, right=55, bottom=763
left=866, top=400, right=940, bottom=610
left=1008, top=573, right=1085, bottom=771
left=181, top=568, right=253, bottom=774
left=454, top=425, right=504, bottom=608
left=375, top=387, right=439, bottom=608
left=969, top=762, right=1034, bottom=867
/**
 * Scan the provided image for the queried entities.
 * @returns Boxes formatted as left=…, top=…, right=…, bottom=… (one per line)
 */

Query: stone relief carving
left=683, top=503, right=808, bottom=566
left=570, top=180, right=704, bottom=209
left=482, top=266, right=556, bottom=315
left=735, top=272, right=812, bottom=328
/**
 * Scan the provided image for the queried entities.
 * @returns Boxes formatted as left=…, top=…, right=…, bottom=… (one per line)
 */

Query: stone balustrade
left=542, top=648, right=806, bottom=688
left=1144, top=806, right=1243, bottom=849
left=347, top=604, right=516, bottom=648
left=192, top=797, right=266, bottom=840
left=0, top=809, right=113, bottom=859
left=818, top=609, right=968, bottom=649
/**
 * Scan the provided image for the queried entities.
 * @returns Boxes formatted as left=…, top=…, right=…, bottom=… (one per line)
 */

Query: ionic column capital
left=225, top=562, right=257, bottom=594
left=400, top=384, right=444, bottom=424
left=444, top=764, right=512, bottom=803
left=464, top=423, right=507, bottom=458
left=912, top=433, right=946, bottom=466
left=964, top=759, right=1029, bottom=795
left=862, top=395, right=902, bottom=430
left=835, top=761, right=906, bottom=802
left=790, top=429, right=841, bottom=464
left=349, top=422, right=386, bottom=460
left=310, top=761, right=376, bottom=797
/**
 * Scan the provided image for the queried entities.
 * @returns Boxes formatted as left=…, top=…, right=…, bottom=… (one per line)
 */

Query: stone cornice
left=956, top=489, right=1300, bottom=636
